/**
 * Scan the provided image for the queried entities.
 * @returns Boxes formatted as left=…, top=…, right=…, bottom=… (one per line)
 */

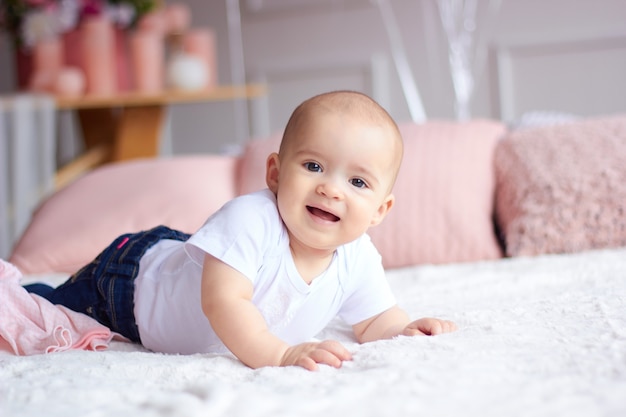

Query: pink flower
left=2, top=0, right=156, bottom=49
left=80, top=0, right=104, bottom=17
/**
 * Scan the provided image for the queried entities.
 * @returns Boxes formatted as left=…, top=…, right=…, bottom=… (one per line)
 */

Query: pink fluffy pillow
left=238, top=121, right=506, bottom=269
left=495, top=114, right=626, bottom=257
left=9, top=156, right=237, bottom=274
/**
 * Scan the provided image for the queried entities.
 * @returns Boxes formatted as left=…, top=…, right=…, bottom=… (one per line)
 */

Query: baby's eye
left=350, top=178, right=368, bottom=188
left=304, top=162, right=322, bottom=172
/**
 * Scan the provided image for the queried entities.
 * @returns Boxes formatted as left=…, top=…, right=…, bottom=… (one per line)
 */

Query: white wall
left=239, top=0, right=626, bottom=125
left=1, top=0, right=625, bottom=155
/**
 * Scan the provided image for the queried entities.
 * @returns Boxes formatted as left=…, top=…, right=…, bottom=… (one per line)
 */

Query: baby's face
left=271, top=111, right=399, bottom=254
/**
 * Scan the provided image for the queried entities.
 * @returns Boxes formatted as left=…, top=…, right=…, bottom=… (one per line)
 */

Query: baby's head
left=278, top=91, right=403, bottom=191
left=266, top=91, right=403, bottom=251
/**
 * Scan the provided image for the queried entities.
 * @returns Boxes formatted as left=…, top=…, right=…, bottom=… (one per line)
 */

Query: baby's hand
left=402, top=317, right=457, bottom=337
left=281, top=340, right=352, bottom=371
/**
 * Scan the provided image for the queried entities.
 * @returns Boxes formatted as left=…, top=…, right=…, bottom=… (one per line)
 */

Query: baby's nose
left=316, top=180, right=343, bottom=199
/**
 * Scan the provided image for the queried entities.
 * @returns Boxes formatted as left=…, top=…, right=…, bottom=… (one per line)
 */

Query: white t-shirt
left=133, top=189, right=396, bottom=354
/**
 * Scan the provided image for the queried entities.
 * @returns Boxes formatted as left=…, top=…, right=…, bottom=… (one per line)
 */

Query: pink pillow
left=9, top=156, right=238, bottom=274
left=237, top=121, right=505, bottom=269
left=236, top=132, right=283, bottom=195
left=495, top=114, right=626, bottom=257
left=367, top=120, right=506, bottom=268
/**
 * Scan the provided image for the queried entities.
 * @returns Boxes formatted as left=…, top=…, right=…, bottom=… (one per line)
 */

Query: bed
left=2, top=114, right=626, bottom=416
left=2, top=246, right=625, bottom=417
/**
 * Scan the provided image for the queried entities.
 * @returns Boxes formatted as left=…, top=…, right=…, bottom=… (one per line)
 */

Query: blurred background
left=1, top=0, right=625, bottom=156
left=1, top=0, right=625, bottom=259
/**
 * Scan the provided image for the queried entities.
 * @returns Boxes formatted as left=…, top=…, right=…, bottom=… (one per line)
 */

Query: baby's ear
left=370, top=194, right=395, bottom=226
left=265, top=153, right=280, bottom=194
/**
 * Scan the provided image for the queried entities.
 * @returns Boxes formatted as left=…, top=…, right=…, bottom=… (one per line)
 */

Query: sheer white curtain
left=375, top=0, right=500, bottom=122
left=437, top=0, right=501, bottom=120
left=0, top=94, right=56, bottom=259
left=374, top=0, right=428, bottom=123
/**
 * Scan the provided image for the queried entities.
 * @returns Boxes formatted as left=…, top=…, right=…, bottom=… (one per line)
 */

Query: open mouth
left=307, top=206, right=340, bottom=222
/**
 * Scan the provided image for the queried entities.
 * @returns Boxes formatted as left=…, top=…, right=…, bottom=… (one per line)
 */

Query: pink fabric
left=236, top=132, right=283, bottom=195
left=10, top=156, right=238, bottom=274
left=367, top=120, right=506, bottom=268
left=0, top=259, right=114, bottom=355
left=495, top=114, right=626, bottom=257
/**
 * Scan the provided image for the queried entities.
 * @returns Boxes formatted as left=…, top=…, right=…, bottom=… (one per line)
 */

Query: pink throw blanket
left=0, top=259, right=115, bottom=355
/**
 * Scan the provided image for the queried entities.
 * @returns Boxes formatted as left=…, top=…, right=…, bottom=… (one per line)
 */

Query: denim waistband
left=61, top=225, right=191, bottom=342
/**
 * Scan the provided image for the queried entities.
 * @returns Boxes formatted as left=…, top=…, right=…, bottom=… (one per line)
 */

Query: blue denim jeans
left=26, top=226, right=190, bottom=343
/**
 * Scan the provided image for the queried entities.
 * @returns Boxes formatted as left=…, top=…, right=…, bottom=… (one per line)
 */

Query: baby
left=27, top=91, right=457, bottom=370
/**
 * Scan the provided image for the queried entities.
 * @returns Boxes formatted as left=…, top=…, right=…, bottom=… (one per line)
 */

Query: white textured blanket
left=2, top=248, right=625, bottom=417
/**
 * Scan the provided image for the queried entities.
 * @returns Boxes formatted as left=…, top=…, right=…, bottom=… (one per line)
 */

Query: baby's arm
left=352, top=305, right=457, bottom=343
left=201, top=254, right=352, bottom=370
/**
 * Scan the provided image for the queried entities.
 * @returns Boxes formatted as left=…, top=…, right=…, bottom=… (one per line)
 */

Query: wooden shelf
left=55, top=84, right=267, bottom=110
left=51, top=83, right=267, bottom=189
